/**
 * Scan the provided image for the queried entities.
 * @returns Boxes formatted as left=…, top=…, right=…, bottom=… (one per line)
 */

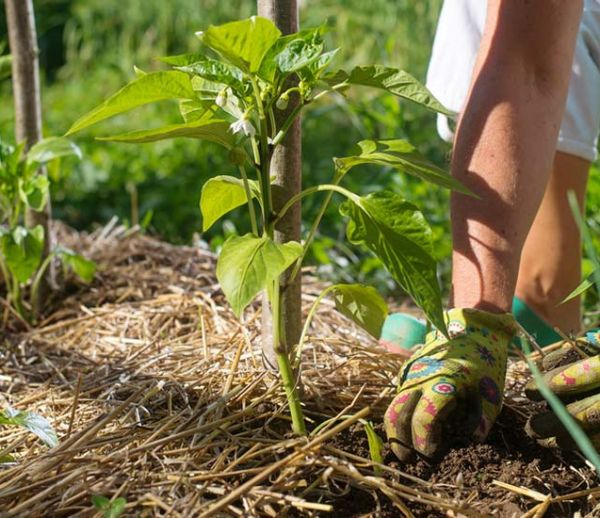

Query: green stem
left=311, top=82, right=349, bottom=103
left=289, top=172, right=344, bottom=283
left=275, top=183, right=356, bottom=226
left=0, top=255, right=13, bottom=302
left=30, top=252, right=54, bottom=318
left=294, top=285, right=335, bottom=367
left=271, top=103, right=304, bottom=147
left=250, top=78, right=273, bottom=232
left=238, top=165, right=259, bottom=235
left=271, top=276, right=306, bottom=435
left=267, top=106, right=277, bottom=139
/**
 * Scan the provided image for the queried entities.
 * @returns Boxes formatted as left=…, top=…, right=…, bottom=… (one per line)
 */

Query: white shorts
left=426, top=0, right=600, bottom=162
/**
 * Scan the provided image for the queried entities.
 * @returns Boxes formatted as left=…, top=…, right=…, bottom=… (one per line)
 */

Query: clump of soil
left=329, top=404, right=596, bottom=517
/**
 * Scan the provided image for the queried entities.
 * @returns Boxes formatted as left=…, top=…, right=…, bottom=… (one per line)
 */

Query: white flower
left=229, top=114, right=256, bottom=137
left=215, top=89, right=228, bottom=108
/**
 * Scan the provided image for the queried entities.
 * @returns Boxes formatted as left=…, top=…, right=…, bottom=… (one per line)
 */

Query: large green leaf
left=258, top=27, right=324, bottom=82
left=1, top=407, right=58, bottom=448
left=1, top=225, right=44, bottom=283
left=200, top=175, right=261, bottom=232
left=18, top=176, right=49, bottom=212
left=199, top=16, right=281, bottom=73
left=339, top=191, right=445, bottom=334
left=56, top=247, right=96, bottom=283
left=97, top=119, right=234, bottom=149
left=330, top=283, right=388, bottom=339
left=26, top=137, right=82, bottom=166
left=325, top=65, right=453, bottom=116
left=216, top=234, right=302, bottom=317
left=66, top=71, right=196, bottom=135
left=177, top=58, right=245, bottom=93
left=335, top=139, right=473, bottom=195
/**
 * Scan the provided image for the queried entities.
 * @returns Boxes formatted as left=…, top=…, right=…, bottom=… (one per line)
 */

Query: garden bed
left=0, top=224, right=597, bottom=517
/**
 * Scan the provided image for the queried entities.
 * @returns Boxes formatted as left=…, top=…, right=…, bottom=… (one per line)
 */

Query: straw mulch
left=0, top=222, right=598, bottom=517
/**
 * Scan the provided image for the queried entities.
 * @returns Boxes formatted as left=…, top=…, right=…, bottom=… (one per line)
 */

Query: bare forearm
left=451, top=0, right=582, bottom=312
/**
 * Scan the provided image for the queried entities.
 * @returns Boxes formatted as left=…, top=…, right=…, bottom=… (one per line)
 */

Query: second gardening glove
left=384, top=308, right=517, bottom=461
left=525, top=341, right=600, bottom=449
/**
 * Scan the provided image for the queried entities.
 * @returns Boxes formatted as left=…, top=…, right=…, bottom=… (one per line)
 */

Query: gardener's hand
left=384, top=308, right=516, bottom=461
left=525, top=343, right=600, bottom=449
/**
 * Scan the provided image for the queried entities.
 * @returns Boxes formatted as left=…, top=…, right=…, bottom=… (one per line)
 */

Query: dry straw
left=0, top=222, right=597, bottom=516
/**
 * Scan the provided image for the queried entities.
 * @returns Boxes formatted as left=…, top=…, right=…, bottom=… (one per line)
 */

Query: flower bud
left=276, top=94, right=289, bottom=110
left=216, top=89, right=228, bottom=108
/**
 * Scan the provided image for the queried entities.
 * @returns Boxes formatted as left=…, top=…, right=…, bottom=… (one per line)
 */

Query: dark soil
left=328, top=405, right=596, bottom=517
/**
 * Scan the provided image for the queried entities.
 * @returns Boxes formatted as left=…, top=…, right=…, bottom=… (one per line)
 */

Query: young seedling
left=68, top=16, right=472, bottom=434
left=0, top=406, right=58, bottom=449
left=0, top=137, right=96, bottom=322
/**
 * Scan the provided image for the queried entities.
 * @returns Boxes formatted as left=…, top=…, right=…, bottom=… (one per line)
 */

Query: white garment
left=426, top=0, right=600, bottom=162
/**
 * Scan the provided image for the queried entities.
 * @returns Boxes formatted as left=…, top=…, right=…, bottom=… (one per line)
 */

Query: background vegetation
left=1, top=0, right=599, bottom=306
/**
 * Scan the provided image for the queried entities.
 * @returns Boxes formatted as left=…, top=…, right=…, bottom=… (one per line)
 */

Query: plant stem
left=289, top=172, right=344, bottom=283
left=30, top=252, right=54, bottom=319
left=237, top=165, right=259, bottom=235
left=294, top=285, right=335, bottom=367
left=271, top=276, right=306, bottom=435
left=275, top=183, right=356, bottom=225
left=250, top=77, right=273, bottom=232
left=0, top=255, right=13, bottom=302
left=271, top=103, right=304, bottom=147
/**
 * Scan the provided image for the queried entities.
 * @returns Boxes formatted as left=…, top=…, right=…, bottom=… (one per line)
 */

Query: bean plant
left=0, top=138, right=95, bottom=321
left=68, top=17, right=471, bottom=434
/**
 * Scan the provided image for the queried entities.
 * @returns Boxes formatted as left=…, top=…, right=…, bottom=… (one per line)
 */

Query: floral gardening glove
left=525, top=338, right=600, bottom=449
left=384, top=308, right=517, bottom=461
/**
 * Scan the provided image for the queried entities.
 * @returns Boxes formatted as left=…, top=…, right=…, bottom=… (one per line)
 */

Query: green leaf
left=335, top=139, right=473, bottom=195
left=258, top=27, right=324, bottom=82
left=325, top=65, right=453, bottom=116
left=159, top=53, right=206, bottom=66
left=1, top=226, right=44, bottom=283
left=200, top=175, right=260, bottom=232
left=66, top=71, right=196, bottom=135
left=0, top=454, right=15, bottom=464
left=106, top=498, right=126, bottom=518
left=18, top=175, right=49, bottom=212
left=97, top=119, right=234, bottom=149
left=329, top=283, right=388, bottom=338
left=562, top=272, right=596, bottom=304
left=360, top=419, right=384, bottom=475
left=27, top=137, right=82, bottom=166
left=300, top=49, right=339, bottom=82
left=216, top=234, right=302, bottom=317
left=178, top=99, right=216, bottom=123
left=56, top=247, right=96, bottom=283
left=199, top=16, right=281, bottom=73
left=92, top=495, right=110, bottom=510
left=339, top=191, right=445, bottom=334
left=2, top=407, right=58, bottom=448
left=176, top=58, right=245, bottom=93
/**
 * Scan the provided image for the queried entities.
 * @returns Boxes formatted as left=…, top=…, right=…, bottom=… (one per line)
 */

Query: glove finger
left=526, top=393, right=600, bottom=440
left=384, top=388, right=421, bottom=461
left=472, top=375, right=504, bottom=441
left=525, top=354, right=600, bottom=401
left=410, top=380, right=458, bottom=458
left=541, top=345, right=584, bottom=371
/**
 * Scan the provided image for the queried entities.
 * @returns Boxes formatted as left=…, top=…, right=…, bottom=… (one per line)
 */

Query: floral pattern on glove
left=384, top=308, right=517, bottom=461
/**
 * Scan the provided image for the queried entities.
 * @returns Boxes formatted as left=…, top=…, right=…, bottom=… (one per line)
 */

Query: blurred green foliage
left=8, top=0, right=600, bottom=306
left=0, top=0, right=452, bottom=297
